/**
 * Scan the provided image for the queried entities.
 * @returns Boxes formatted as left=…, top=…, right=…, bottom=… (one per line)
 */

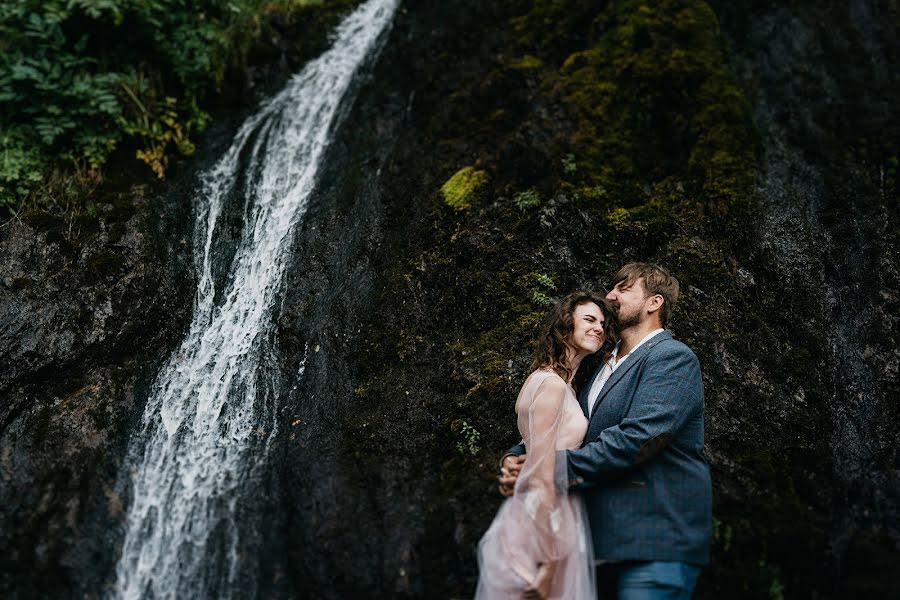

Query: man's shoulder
left=646, top=334, right=699, bottom=364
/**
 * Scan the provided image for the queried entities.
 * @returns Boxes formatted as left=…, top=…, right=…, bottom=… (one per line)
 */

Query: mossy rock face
left=331, top=0, right=898, bottom=598
left=3, top=0, right=898, bottom=598
left=510, top=54, right=544, bottom=70
left=440, top=166, right=489, bottom=211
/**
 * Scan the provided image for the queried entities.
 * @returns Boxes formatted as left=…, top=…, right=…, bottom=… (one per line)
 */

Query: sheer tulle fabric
left=476, top=371, right=595, bottom=599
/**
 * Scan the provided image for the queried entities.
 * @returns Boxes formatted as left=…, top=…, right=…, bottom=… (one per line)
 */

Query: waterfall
left=112, top=1, right=400, bottom=597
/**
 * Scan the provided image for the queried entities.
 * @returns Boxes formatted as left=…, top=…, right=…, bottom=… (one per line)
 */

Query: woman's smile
left=570, top=302, right=606, bottom=356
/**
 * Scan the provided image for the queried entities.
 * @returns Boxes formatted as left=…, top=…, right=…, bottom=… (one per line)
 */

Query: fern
left=0, top=0, right=309, bottom=213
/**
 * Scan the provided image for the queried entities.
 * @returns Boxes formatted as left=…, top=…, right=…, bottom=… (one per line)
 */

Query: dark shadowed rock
left=2, top=1, right=898, bottom=598
left=0, top=187, right=195, bottom=597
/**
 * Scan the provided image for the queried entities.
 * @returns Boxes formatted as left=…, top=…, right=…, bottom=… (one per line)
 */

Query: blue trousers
left=597, top=561, right=701, bottom=600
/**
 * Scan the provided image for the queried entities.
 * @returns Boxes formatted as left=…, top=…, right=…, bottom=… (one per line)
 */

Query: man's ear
left=646, top=294, right=664, bottom=315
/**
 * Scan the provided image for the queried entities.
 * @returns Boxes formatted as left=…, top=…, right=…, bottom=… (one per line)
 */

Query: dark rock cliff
left=0, top=183, right=196, bottom=596
left=1, top=0, right=897, bottom=598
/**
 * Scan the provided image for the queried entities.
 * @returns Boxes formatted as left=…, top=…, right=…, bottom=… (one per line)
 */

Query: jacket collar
left=587, top=330, right=673, bottom=419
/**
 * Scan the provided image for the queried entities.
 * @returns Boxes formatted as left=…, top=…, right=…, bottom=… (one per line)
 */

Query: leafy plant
left=528, top=272, right=555, bottom=306
left=0, top=0, right=346, bottom=214
left=0, top=129, right=45, bottom=212
left=456, top=420, right=481, bottom=456
left=513, top=189, right=541, bottom=211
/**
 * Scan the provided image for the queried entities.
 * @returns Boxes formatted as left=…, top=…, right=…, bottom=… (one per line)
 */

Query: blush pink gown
left=475, top=370, right=595, bottom=599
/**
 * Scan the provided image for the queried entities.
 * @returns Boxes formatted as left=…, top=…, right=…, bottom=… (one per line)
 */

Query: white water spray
left=113, top=1, right=399, bottom=597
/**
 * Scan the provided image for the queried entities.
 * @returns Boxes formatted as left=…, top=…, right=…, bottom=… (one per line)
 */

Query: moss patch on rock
left=440, top=166, right=489, bottom=211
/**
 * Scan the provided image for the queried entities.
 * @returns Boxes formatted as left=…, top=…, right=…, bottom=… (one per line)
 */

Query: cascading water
left=112, top=1, right=399, bottom=597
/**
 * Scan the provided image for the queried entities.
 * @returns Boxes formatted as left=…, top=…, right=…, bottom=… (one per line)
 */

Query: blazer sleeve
left=500, top=442, right=527, bottom=467
left=565, top=341, right=703, bottom=485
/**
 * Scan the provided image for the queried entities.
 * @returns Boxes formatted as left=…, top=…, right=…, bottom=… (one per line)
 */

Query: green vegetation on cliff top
left=0, top=0, right=357, bottom=216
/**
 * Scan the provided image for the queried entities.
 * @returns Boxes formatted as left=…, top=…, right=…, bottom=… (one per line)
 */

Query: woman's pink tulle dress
left=476, top=370, right=595, bottom=599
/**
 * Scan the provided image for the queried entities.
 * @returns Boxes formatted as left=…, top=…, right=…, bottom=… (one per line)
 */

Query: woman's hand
left=523, top=562, right=556, bottom=600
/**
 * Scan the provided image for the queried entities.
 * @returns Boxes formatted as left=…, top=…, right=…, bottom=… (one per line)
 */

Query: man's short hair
left=612, top=263, right=680, bottom=327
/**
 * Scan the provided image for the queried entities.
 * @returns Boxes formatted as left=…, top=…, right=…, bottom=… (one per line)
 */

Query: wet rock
left=2, top=1, right=898, bottom=598
left=0, top=189, right=194, bottom=597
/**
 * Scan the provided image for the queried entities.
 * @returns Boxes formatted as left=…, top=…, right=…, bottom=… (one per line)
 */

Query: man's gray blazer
left=507, top=330, right=712, bottom=565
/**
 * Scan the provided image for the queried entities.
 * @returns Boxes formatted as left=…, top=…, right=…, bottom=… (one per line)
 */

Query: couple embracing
left=475, top=263, right=711, bottom=600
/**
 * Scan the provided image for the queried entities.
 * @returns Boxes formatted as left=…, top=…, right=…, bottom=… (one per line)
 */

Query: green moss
left=440, top=166, right=489, bottom=211
left=511, top=0, right=600, bottom=63
left=520, top=0, right=757, bottom=228
left=510, top=54, right=544, bottom=70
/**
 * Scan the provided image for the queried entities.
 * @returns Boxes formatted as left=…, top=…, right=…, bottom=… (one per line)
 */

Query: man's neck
left=619, top=321, right=664, bottom=357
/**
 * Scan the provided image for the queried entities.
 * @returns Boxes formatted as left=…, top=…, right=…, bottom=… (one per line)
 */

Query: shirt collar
left=610, top=328, right=665, bottom=363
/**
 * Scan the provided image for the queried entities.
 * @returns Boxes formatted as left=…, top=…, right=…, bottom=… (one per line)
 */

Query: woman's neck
left=565, top=350, right=585, bottom=383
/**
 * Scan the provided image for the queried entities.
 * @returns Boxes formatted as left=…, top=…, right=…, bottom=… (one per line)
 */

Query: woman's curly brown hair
left=530, top=290, right=619, bottom=385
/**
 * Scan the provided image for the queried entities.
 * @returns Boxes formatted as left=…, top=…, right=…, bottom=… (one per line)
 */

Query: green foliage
left=0, top=129, right=46, bottom=212
left=528, top=271, right=555, bottom=306
left=512, top=188, right=541, bottom=211
left=440, top=166, right=489, bottom=211
left=712, top=517, right=734, bottom=553
left=530, top=272, right=554, bottom=289
left=455, top=420, right=481, bottom=456
left=769, top=571, right=785, bottom=600
left=120, top=93, right=206, bottom=179
left=0, top=0, right=351, bottom=213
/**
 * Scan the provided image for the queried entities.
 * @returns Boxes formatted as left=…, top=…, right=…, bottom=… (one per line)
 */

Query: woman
left=475, top=291, right=618, bottom=600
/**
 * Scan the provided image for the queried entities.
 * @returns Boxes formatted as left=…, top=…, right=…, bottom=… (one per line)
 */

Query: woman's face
left=568, top=302, right=606, bottom=357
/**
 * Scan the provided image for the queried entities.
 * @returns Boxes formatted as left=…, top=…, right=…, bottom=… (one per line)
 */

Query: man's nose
left=605, top=290, right=616, bottom=301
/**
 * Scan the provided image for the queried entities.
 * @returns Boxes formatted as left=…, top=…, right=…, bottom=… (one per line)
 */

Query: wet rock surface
left=0, top=184, right=196, bottom=597
left=279, top=1, right=899, bottom=598
left=1, top=0, right=898, bottom=598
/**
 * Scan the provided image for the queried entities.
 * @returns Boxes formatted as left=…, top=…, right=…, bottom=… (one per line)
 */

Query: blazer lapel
left=576, top=370, right=594, bottom=417
left=589, top=331, right=672, bottom=419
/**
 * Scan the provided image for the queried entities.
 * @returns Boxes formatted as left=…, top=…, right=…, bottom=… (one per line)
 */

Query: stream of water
left=112, top=1, right=400, bottom=596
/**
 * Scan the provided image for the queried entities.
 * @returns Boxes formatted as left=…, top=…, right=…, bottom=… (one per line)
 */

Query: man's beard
left=617, top=305, right=643, bottom=330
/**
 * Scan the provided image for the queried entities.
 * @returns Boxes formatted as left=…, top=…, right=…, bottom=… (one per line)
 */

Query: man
left=500, top=263, right=711, bottom=599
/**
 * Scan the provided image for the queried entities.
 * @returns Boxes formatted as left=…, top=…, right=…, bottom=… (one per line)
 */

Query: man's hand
left=498, top=454, right=526, bottom=497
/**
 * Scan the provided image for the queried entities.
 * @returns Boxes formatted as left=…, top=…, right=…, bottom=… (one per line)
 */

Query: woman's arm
left=514, top=377, right=569, bottom=589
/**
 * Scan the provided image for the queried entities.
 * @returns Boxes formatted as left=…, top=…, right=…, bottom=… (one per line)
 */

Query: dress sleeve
left=498, top=376, right=581, bottom=580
